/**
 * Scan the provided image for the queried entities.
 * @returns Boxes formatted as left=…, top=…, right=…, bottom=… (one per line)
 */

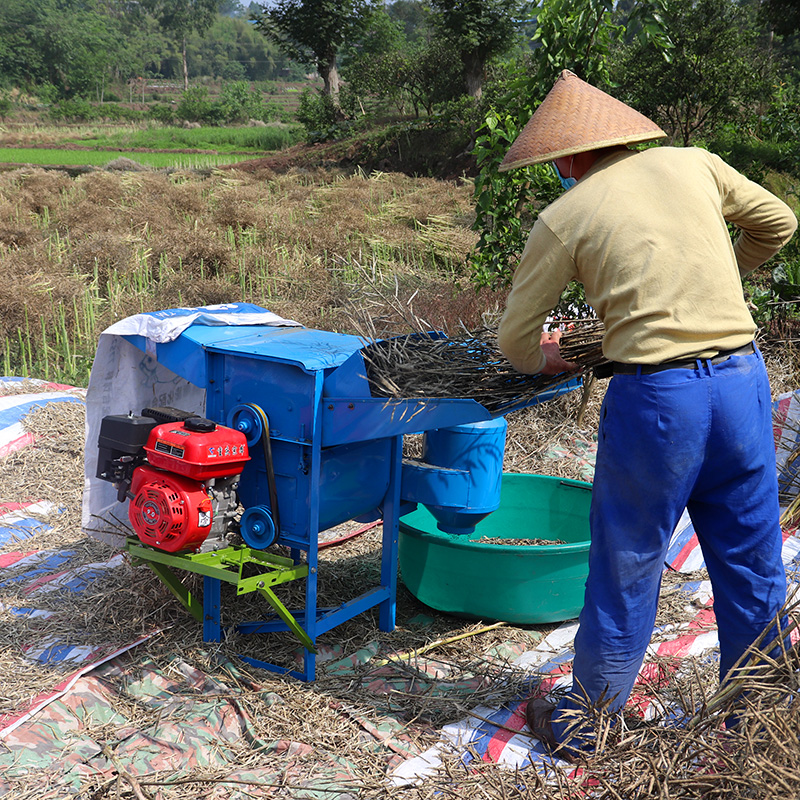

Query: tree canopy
left=252, top=0, right=376, bottom=105
left=430, top=0, right=527, bottom=98
left=613, top=0, right=771, bottom=145
left=141, top=0, right=222, bottom=88
left=761, top=0, right=800, bottom=38
left=0, top=0, right=133, bottom=99
left=0, top=0, right=297, bottom=97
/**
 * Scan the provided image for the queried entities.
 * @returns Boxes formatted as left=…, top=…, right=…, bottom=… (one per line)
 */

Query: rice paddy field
left=0, top=123, right=306, bottom=174
left=0, top=148, right=265, bottom=170
left=1, top=146, right=800, bottom=798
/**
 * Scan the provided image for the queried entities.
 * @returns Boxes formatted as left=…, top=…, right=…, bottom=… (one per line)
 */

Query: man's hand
left=539, top=330, right=579, bottom=376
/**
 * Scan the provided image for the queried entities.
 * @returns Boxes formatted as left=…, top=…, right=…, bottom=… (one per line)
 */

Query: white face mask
left=552, top=158, right=577, bottom=191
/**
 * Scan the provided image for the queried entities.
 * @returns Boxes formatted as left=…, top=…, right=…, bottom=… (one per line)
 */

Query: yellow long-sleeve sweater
left=497, top=147, right=798, bottom=374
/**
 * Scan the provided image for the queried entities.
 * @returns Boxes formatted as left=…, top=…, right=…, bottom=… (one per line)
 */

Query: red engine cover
left=143, top=420, right=249, bottom=480
left=129, top=465, right=212, bottom=553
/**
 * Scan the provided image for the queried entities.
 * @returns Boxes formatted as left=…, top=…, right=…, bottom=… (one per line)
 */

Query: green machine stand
left=127, top=539, right=317, bottom=677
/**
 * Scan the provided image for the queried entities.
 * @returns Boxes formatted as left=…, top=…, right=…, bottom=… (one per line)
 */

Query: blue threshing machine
left=89, top=311, right=578, bottom=680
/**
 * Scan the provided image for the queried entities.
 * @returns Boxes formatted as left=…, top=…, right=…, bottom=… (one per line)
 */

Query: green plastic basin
left=399, top=473, right=592, bottom=624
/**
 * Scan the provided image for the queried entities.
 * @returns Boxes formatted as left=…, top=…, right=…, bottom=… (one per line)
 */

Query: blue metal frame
left=125, top=329, right=408, bottom=681
left=120, top=321, right=578, bottom=681
left=203, top=575, right=222, bottom=642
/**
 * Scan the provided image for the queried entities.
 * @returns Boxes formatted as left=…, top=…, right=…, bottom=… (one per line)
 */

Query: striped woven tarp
left=0, top=501, right=58, bottom=547
left=0, top=381, right=147, bottom=675
left=0, top=379, right=84, bottom=459
left=391, top=576, right=800, bottom=786
left=666, top=507, right=800, bottom=573
left=0, top=382, right=84, bottom=548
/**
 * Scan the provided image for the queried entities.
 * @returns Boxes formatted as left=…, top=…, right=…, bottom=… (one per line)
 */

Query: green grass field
left=0, top=147, right=262, bottom=169
left=65, top=124, right=305, bottom=153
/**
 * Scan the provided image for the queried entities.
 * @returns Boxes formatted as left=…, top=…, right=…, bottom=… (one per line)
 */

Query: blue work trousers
left=552, top=347, right=787, bottom=744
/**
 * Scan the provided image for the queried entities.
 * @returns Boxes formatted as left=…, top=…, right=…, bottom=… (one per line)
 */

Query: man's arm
left=712, top=153, right=798, bottom=275
left=497, top=219, right=579, bottom=374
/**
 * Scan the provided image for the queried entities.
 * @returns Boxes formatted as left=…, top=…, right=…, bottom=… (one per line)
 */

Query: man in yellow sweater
left=497, top=70, right=798, bottom=760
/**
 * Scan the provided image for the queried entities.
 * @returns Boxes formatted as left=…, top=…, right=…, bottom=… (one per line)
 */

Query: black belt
left=606, top=342, right=755, bottom=376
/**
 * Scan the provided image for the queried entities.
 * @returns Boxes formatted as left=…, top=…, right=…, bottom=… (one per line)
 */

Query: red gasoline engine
left=96, top=408, right=249, bottom=553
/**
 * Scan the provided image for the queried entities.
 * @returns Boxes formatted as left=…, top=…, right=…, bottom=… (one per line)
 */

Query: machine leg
left=379, top=437, right=401, bottom=632
left=203, top=576, right=223, bottom=642
left=379, top=521, right=398, bottom=632
left=257, top=585, right=317, bottom=652
left=145, top=561, right=203, bottom=622
left=302, top=562, right=318, bottom=680
left=302, top=646, right=316, bottom=682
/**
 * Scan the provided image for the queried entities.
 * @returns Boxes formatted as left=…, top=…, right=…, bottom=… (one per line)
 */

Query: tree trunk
left=463, top=53, right=484, bottom=100
left=319, top=54, right=340, bottom=103
left=182, top=35, right=189, bottom=91
left=318, top=53, right=345, bottom=119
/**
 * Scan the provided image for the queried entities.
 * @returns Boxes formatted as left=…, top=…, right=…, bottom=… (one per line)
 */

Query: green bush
left=176, top=87, right=225, bottom=125
left=100, top=104, right=145, bottom=122
left=218, top=81, right=267, bottom=123
left=252, top=80, right=279, bottom=94
left=707, top=126, right=800, bottom=182
left=743, top=235, right=800, bottom=331
left=759, top=80, right=800, bottom=145
left=220, top=62, right=247, bottom=82
left=49, top=100, right=145, bottom=123
left=428, top=95, right=483, bottom=130
left=36, top=83, right=60, bottom=105
left=149, top=103, right=177, bottom=124
left=0, top=92, right=12, bottom=119
left=296, top=89, right=337, bottom=129
left=296, top=89, right=348, bottom=142
left=174, top=84, right=288, bottom=126
left=49, top=98, right=100, bottom=122
left=469, top=111, right=563, bottom=288
left=267, top=101, right=296, bottom=125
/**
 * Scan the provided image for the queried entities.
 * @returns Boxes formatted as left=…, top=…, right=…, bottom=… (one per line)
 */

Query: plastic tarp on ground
left=2, top=376, right=800, bottom=797
left=0, top=652, right=403, bottom=798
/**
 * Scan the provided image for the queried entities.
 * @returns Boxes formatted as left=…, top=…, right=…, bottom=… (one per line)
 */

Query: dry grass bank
left=0, top=164, right=499, bottom=385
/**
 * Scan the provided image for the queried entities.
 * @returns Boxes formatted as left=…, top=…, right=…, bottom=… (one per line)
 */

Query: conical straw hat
left=499, top=70, right=666, bottom=172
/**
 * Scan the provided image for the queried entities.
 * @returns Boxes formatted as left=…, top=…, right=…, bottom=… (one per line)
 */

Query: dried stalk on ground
left=562, top=598, right=800, bottom=800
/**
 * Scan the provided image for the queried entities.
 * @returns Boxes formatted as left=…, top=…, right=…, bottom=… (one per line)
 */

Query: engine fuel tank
left=143, top=418, right=250, bottom=481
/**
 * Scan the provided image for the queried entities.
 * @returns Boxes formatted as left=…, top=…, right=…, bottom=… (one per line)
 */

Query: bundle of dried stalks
left=761, top=337, right=800, bottom=396
left=361, top=322, right=606, bottom=414
left=0, top=380, right=55, bottom=397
